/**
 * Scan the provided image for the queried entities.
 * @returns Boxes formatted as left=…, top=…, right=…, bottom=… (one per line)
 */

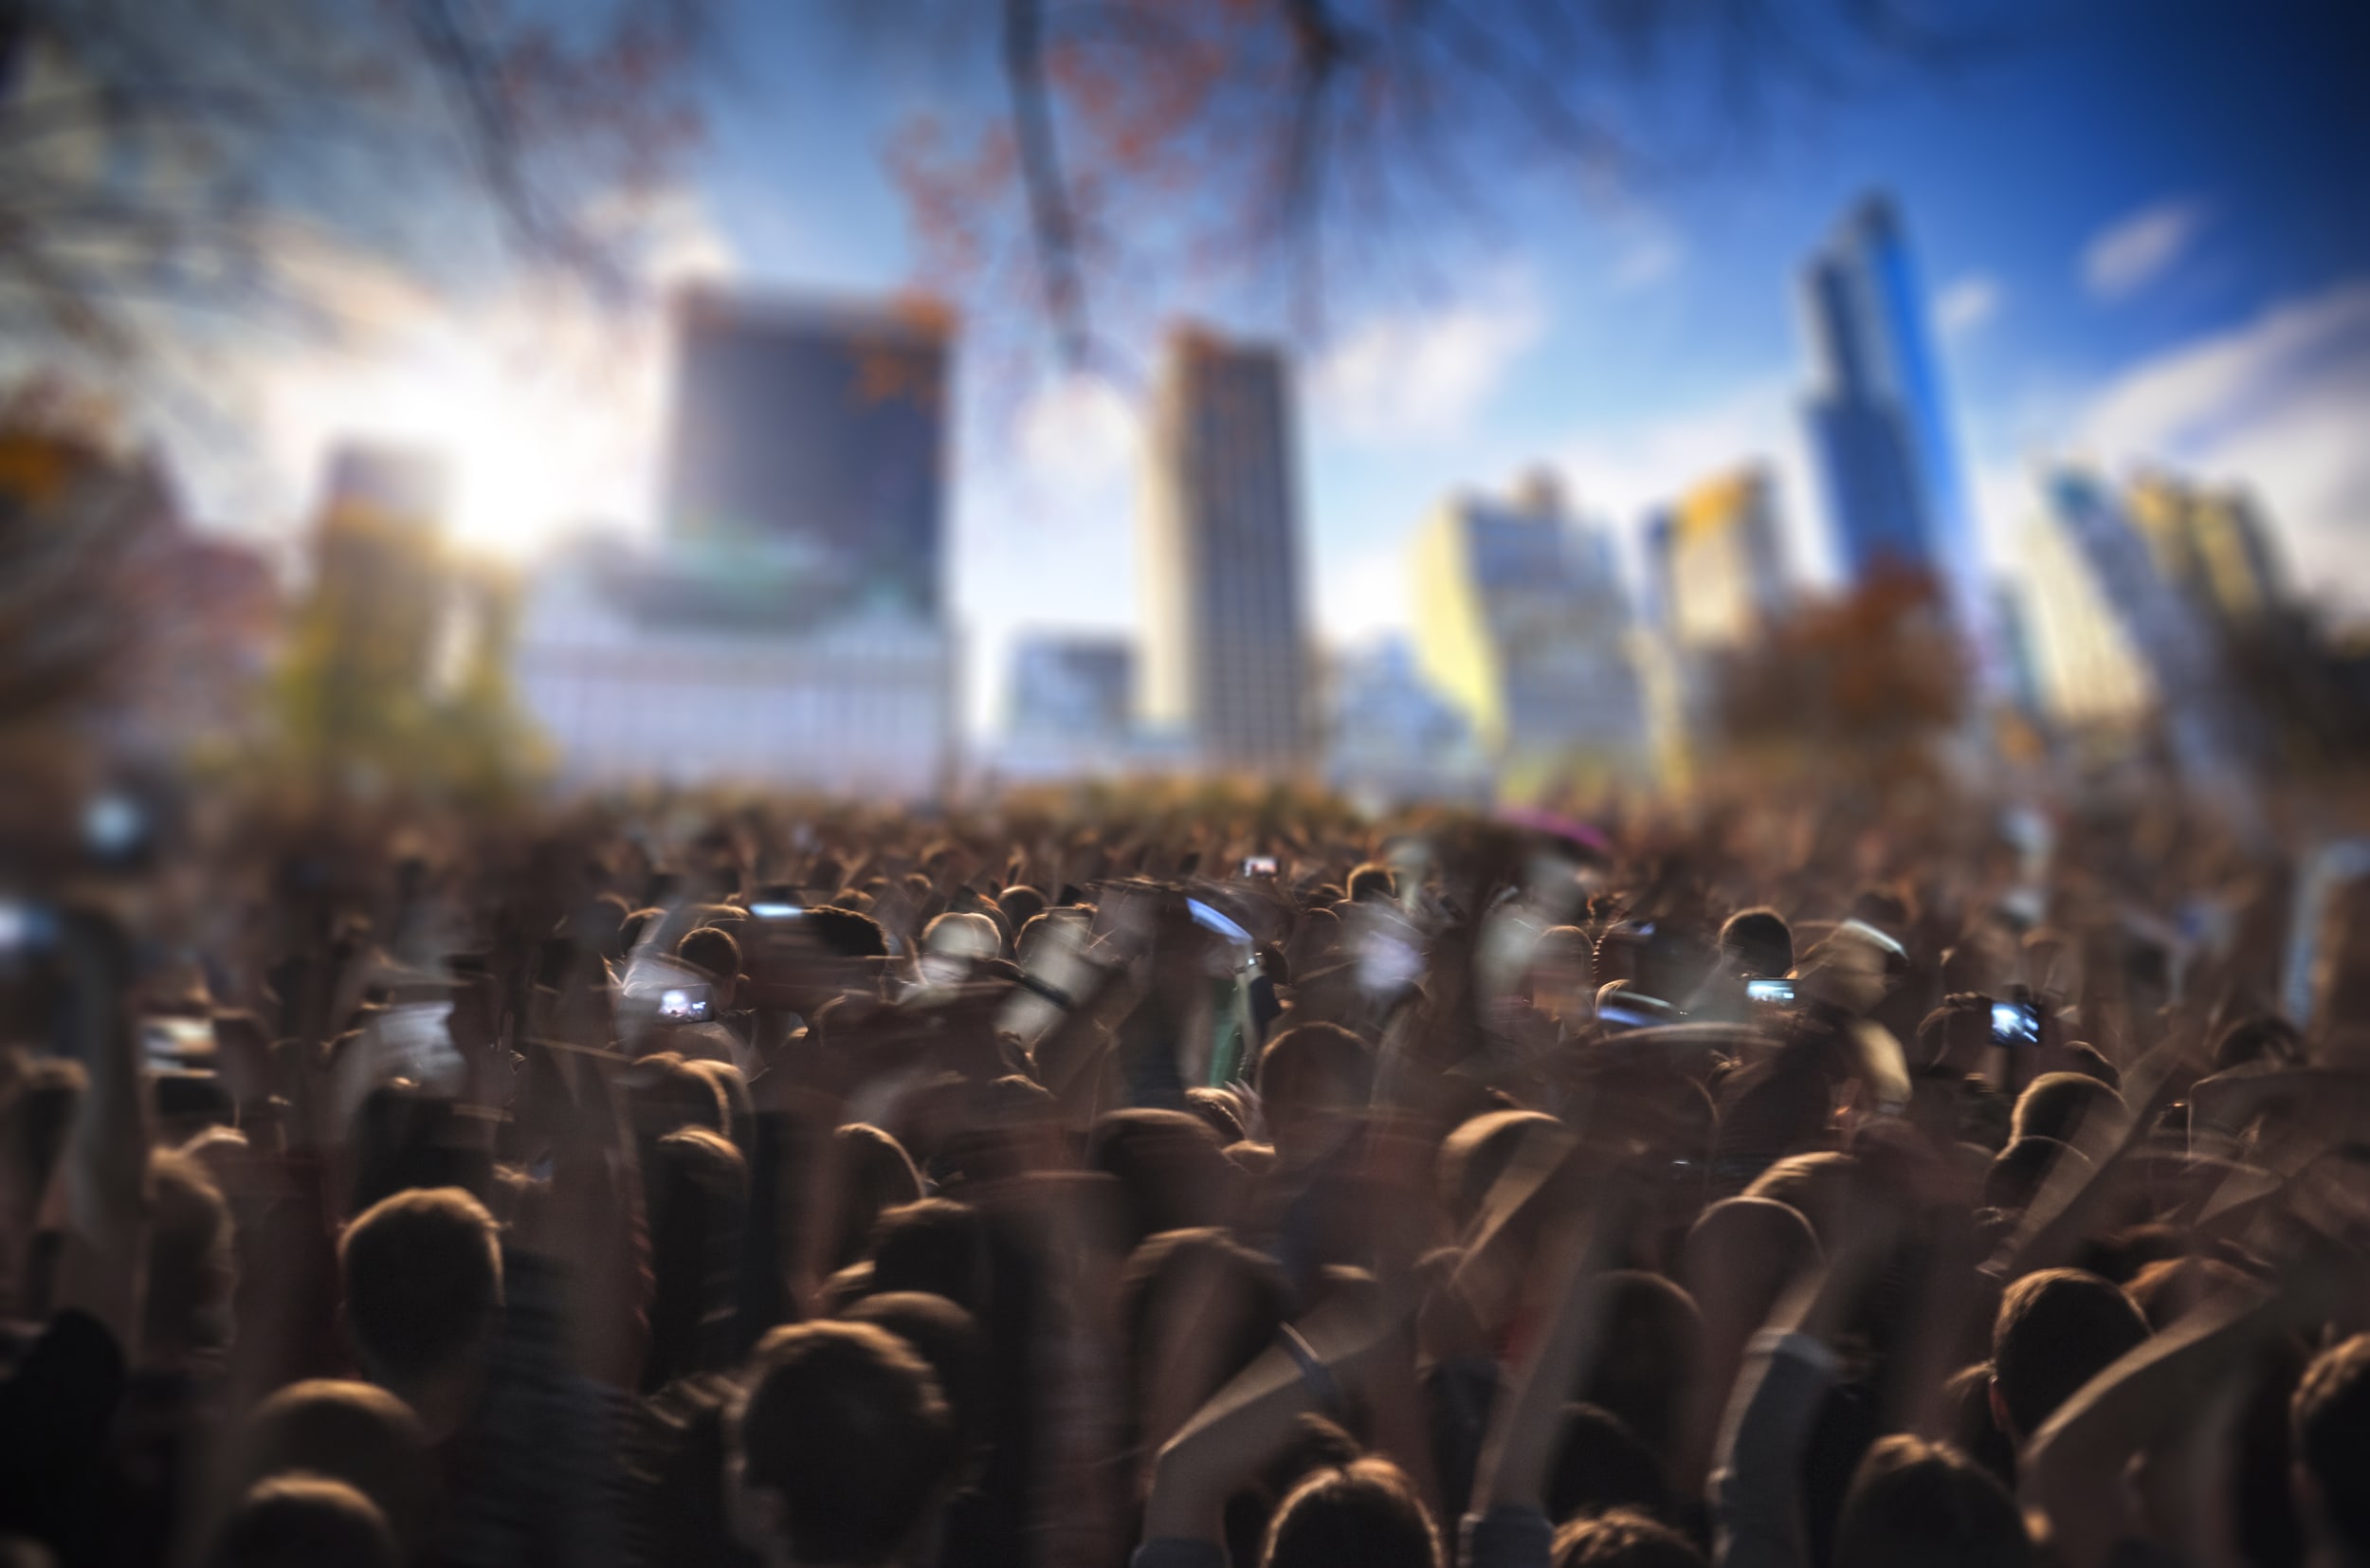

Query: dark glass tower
left=662, top=288, right=950, bottom=620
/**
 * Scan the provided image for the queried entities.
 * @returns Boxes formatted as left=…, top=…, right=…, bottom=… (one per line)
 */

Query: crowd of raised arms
left=4, top=786, right=2369, bottom=1568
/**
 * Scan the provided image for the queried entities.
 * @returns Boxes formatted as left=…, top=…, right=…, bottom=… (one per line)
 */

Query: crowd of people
left=1, top=786, right=2366, bottom=1568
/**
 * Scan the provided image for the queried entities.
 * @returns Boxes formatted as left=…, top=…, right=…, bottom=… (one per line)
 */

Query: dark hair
left=146, top=1148, right=233, bottom=1359
left=996, top=884, right=1048, bottom=935
left=2293, top=1335, right=2370, bottom=1560
left=866, top=1198, right=992, bottom=1317
left=1546, top=1403, right=1674, bottom=1527
left=627, top=1374, right=760, bottom=1568
left=1680, top=1198, right=1821, bottom=1331
left=838, top=1291, right=989, bottom=1450
left=1981, top=1138, right=2089, bottom=1213
left=1551, top=1507, right=1705, bottom=1568
left=2058, top=1043, right=2121, bottom=1091
left=2211, top=1014, right=2303, bottom=1074
left=1255, top=1022, right=1376, bottom=1111
left=1346, top=863, right=1399, bottom=904
left=733, top=1322, right=959, bottom=1567
left=677, top=925, right=743, bottom=983
left=830, top=1123, right=924, bottom=1269
left=233, top=1380, right=438, bottom=1559
left=1577, top=1273, right=1703, bottom=1467
left=645, top=1126, right=751, bottom=1392
left=1182, top=1085, right=1249, bottom=1145
left=1118, top=1229, right=1287, bottom=1445
left=1914, top=994, right=1992, bottom=1070
left=204, top=1477, right=399, bottom=1568
left=1436, top=1110, right=1564, bottom=1235
left=338, top=1187, right=503, bottom=1385
left=1833, top=1434, right=2030, bottom=1568
left=806, top=905, right=890, bottom=959
left=1719, top=908, right=1795, bottom=981
left=1086, top=1107, right=1237, bottom=1249
left=1989, top=1268, right=2148, bottom=1437
left=2010, top=1072, right=2125, bottom=1146
left=1262, top=1458, right=1440, bottom=1568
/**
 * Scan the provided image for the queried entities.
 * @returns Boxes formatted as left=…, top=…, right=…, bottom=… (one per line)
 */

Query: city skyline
left=151, top=0, right=2370, bottom=749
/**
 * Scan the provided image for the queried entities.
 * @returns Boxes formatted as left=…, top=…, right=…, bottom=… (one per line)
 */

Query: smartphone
left=142, top=1016, right=217, bottom=1066
left=1992, top=992, right=2040, bottom=1048
left=656, top=984, right=714, bottom=1023
left=748, top=903, right=804, bottom=921
left=1242, top=856, right=1279, bottom=879
left=1745, top=977, right=1796, bottom=1007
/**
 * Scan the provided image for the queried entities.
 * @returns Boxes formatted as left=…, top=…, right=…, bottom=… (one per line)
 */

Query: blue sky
left=232, top=0, right=2370, bottom=735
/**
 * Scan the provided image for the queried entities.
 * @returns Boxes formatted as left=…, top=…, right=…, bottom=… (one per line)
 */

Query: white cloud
left=1937, top=274, right=2001, bottom=340
left=1311, top=270, right=1545, bottom=445
left=1612, top=228, right=1685, bottom=293
left=2059, top=278, right=2370, bottom=611
left=2082, top=198, right=2212, bottom=301
left=1015, top=372, right=1139, bottom=497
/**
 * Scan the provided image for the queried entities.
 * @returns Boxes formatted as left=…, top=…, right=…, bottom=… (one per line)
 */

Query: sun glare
left=273, top=316, right=661, bottom=559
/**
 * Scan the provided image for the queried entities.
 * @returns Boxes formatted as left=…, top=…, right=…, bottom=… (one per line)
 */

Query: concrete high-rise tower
left=1139, top=327, right=1310, bottom=770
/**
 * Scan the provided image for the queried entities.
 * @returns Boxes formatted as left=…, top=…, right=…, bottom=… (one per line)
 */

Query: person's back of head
left=627, top=1374, right=761, bottom=1568
left=830, top=1123, right=923, bottom=1269
left=1681, top=1196, right=1821, bottom=1337
left=2010, top=1071, right=2125, bottom=1146
left=647, top=1126, right=753, bottom=1391
left=1981, top=1138, right=2089, bottom=1214
left=1577, top=1273, right=1703, bottom=1467
left=1989, top=1267, right=2149, bottom=1441
left=732, top=1321, right=958, bottom=1568
left=1086, top=1107, right=1238, bottom=1249
left=806, top=905, right=889, bottom=960
left=679, top=924, right=744, bottom=989
left=1551, top=1508, right=1705, bottom=1568
left=1345, top=863, right=1398, bottom=904
left=1119, top=1229, right=1287, bottom=1448
left=1833, top=1435, right=2029, bottom=1568
left=204, top=1477, right=399, bottom=1568
left=2212, top=1013, right=2304, bottom=1074
left=1435, top=1110, right=1563, bottom=1237
left=234, top=1379, right=439, bottom=1559
left=629, top=1052, right=733, bottom=1138
left=1256, top=1022, right=1376, bottom=1163
left=1546, top=1403, right=1673, bottom=1528
left=1261, top=1458, right=1439, bottom=1568
left=1720, top=908, right=1795, bottom=982
left=836, top=1292, right=989, bottom=1451
left=866, top=1198, right=991, bottom=1316
left=2292, top=1334, right=2370, bottom=1565
left=1740, top=1152, right=1858, bottom=1249
left=338, top=1186, right=503, bottom=1395
left=1915, top=994, right=1993, bottom=1074
left=995, top=885, right=1047, bottom=939
left=145, top=1148, right=234, bottom=1366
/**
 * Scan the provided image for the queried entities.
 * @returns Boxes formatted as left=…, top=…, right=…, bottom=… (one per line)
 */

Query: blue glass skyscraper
left=1801, top=197, right=1982, bottom=618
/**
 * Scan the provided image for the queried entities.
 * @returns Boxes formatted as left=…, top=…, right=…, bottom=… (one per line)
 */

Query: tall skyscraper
left=512, top=289, right=958, bottom=796
left=1411, top=474, right=1648, bottom=787
left=1139, top=327, right=1310, bottom=770
left=2020, top=465, right=2259, bottom=801
left=1648, top=465, right=1790, bottom=651
left=1801, top=196, right=1989, bottom=661
left=663, top=287, right=950, bottom=619
left=2125, top=472, right=2288, bottom=628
